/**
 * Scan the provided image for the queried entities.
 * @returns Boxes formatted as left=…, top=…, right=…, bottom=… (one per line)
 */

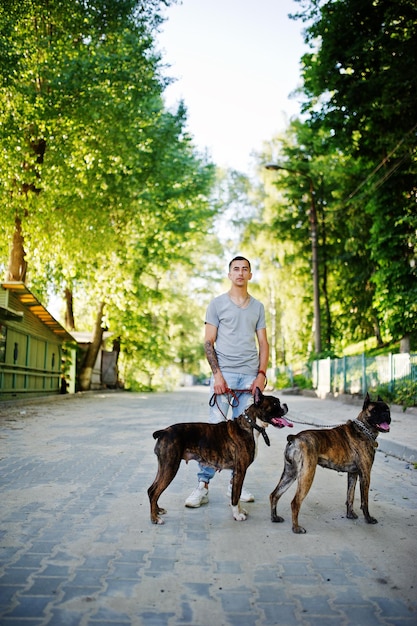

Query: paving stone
left=22, top=577, right=62, bottom=595
left=109, top=563, right=139, bottom=579
left=138, top=611, right=176, bottom=625
left=147, top=557, right=177, bottom=573
left=3, top=594, right=52, bottom=617
left=90, top=614, right=131, bottom=625
left=27, top=542, right=57, bottom=555
left=0, top=389, right=416, bottom=626
left=371, top=596, right=417, bottom=618
left=0, top=568, right=33, bottom=586
left=59, top=585, right=102, bottom=603
left=82, top=555, right=115, bottom=570
left=218, top=588, right=254, bottom=612
left=103, top=578, right=140, bottom=597
left=47, top=609, right=86, bottom=625
left=215, top=560, right=243, bottom=574
left=0, top=585, right=19, bottom=606
left=260, top=601, right=299, bottom=623
left=294, top=594, right=341, bottom=616
left=342, top=604, right=386, bottom=625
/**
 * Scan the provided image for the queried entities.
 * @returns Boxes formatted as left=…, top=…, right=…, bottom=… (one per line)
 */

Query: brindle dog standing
left=148, top=387, right=291, bottom=524
left=270, top=393, right=391, bottom=533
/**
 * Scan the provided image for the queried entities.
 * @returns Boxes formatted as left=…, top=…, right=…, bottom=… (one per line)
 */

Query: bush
left=293, top=374, right=313, bottom=390
left=274, top=371, right=293, bottom=389
left=392, top=380, right=417, bottom=411
left=373, top=380, right=417, bottom=410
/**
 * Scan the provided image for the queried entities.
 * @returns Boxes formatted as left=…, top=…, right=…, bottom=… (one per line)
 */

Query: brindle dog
left=148, top=387, right=291, bottom=524
left=270, top=393, right=391, bottom=533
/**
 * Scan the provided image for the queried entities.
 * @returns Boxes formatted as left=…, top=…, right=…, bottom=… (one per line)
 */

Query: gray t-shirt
left=205, top=293, right=266, bottom=375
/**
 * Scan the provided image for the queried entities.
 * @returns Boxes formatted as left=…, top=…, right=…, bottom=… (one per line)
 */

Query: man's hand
left=213, top=372, right=228, bottom=395
left=250, top=372, right=266, bottom=393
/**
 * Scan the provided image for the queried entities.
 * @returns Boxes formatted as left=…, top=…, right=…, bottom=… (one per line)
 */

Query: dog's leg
left=358, top=470, right=378, bottom=524
left=230, top=466, right=248, bottom=521
left=270, top=458, right=297, bottom=523
left=290, top=458, right=317, bottom=534
left=148, top=455, right=182, bottom=525
left=346, top=472, right=359, bottom=519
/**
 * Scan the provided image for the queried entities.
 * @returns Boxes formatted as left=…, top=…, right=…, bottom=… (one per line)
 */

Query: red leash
left=209, top=388, right=253, bottom=420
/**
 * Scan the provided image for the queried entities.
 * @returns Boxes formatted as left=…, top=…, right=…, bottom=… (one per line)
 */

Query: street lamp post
left=265, top=163, right=322, bottom=354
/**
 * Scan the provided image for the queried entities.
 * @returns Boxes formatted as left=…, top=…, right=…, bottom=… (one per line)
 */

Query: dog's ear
left=254, top=387, right=263, bottom=405
left=362, top=392, right=370, bottom=409
left=377, top=395, right=384, bottom=402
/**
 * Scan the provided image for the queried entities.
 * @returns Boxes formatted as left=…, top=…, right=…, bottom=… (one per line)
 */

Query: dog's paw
left=271, top=514, right=285, bottom=523
left=150, top=506, right=167, bottom=525
left=231, top=505, right=247, bottom=521
left=292, top=524, right=307, bottom=534
left=365, top=516, right=378, bottom=524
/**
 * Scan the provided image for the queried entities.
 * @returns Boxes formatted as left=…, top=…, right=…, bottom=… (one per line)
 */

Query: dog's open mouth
left=377, top=422, right=390, bottom=432
left=271, top=416, right=293, bottom=428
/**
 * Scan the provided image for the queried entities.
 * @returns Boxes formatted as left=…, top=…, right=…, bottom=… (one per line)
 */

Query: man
left=185, top=255, right=269, bottom=508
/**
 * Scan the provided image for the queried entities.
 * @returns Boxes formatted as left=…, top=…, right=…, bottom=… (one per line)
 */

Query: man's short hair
left=229, top=256, right=251, bottom=271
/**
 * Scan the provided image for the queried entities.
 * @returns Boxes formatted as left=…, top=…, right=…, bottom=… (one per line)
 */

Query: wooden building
left=0, top=282, right=76, bottom=400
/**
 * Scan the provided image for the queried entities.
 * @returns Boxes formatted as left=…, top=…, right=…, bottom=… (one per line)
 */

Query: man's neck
left=229, top=284, right=248, bottom=297
left=228, top=286, right=250, bottom=308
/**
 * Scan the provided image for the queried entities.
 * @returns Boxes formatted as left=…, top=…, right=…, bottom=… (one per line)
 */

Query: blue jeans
left=197, top=372, right=256, bottom=484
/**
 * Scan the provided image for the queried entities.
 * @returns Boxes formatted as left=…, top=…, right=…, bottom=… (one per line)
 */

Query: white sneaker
left=227, top=483, right=255, bottom=502
left=185, top=482, right=209, bottom=508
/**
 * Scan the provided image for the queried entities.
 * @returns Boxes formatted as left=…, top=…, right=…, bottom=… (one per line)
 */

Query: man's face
left=228, top=260, right=252, bottom=285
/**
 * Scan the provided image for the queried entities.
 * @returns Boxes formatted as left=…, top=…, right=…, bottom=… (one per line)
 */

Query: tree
left=292, top=0, right=417, bottom=348
left=0, top=0, right=218, bottom=390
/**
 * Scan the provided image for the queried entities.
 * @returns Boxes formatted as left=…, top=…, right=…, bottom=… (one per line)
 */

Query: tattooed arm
left=204, top=323, right=228, bottom=394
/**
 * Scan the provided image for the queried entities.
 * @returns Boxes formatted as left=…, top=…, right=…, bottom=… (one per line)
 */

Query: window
left=0, top=325, right=6, bottom=363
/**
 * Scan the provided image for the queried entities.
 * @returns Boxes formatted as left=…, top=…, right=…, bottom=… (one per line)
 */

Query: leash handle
left=209, top=388, right=252, bottom=419
left=210, top=390, right=271, bottom=447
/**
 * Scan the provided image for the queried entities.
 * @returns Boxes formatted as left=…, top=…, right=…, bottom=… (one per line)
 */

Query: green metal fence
left=312, top=353, right=417, bottom=397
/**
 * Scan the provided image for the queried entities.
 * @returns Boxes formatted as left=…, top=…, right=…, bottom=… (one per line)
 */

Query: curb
left=378, top=440, right=417, bottom=464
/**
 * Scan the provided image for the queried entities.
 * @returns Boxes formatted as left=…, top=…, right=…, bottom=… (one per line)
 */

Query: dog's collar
left=352, top=419, right=378, bottom=447
left=243, top=410, right=270, bottom=447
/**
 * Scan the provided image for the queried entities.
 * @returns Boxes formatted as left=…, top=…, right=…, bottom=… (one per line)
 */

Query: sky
left=156, top=0, right=308, bottom=175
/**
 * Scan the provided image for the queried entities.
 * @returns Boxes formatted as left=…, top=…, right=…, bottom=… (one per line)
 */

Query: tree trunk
left=400, top=335, right=410, bottom=354
left=5, top=135, right=46, bottom=283
left=65, top=287, right=76, bottom=331
left=6, top=216, right=27, bottom=282
left=373, top=315, right=383, bottom=347
left=78, top=302, right=105, bottom=391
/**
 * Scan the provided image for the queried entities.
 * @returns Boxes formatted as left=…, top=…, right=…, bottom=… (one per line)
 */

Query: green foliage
left=273, top=371, right=312, bottom=390
left=292, top=374, right=313, bottom=390
left=373, top=380, right=417, bottom=410
left=393, top=380, right=417, bottom=411
left=298, top=0, right=417, bottom=344
left=274, top=371, right=293, bottom=389
left=0, top=0, right=220, bottom=389
left=251, top=0, right=417, bottom=363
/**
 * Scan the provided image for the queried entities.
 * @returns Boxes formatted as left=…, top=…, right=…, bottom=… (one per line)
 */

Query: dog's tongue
left=272, top=416, right=293, bottom=428
left=378, top=422, right=390, bottom=432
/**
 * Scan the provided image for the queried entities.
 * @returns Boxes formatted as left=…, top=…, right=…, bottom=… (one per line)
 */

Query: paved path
left=0, top=388, right=416, bottom=625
